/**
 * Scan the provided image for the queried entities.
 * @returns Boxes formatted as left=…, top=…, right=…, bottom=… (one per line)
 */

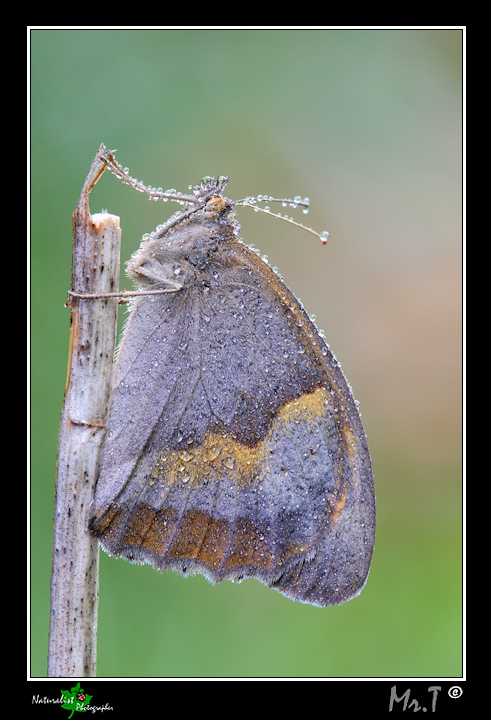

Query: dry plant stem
left=48, top=145, right=121, bottom=677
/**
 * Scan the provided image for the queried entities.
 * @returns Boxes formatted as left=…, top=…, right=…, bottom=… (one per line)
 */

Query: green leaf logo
left=60, top=682, right=93, bottom=718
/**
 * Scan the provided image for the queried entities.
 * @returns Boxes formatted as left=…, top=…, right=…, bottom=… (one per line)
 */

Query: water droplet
left=180, top=450, right=194, bottom=462
left=208, top=446, right=220, bottom=461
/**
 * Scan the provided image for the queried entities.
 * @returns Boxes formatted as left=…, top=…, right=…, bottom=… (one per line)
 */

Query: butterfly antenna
left=236, top=195, right=329, bottom=244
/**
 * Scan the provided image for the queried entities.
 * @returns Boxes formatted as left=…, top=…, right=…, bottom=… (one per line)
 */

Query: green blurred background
left=30, top=28, right=462, bottom=678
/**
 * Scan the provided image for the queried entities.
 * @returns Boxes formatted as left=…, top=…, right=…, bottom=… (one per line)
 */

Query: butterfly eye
left=206, top=197, right=227, bottom=212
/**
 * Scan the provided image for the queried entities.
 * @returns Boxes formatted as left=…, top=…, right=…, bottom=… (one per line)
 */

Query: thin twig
left=47, top=145, right=121, bottom=677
